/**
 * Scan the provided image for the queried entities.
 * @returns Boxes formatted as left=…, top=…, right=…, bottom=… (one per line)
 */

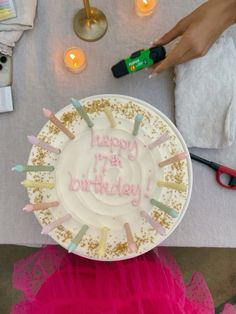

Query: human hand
left=149, top=0, right=236, bottom=78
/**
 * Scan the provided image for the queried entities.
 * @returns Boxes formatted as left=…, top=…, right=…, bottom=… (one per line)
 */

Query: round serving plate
left=26, top=94, right=192, bottom=261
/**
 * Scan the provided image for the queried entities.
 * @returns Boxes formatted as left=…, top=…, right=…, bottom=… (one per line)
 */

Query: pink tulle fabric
left=10, top=246, right=235, bottom=314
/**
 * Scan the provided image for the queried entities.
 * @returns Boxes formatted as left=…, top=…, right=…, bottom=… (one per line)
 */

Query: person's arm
left=149, top=0, right=236, bottom=78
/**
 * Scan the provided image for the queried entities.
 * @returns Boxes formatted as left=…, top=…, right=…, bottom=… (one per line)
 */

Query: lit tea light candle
left=135, top=0, right=157, bottom=16
left=64, top=47, right=87, bottom=73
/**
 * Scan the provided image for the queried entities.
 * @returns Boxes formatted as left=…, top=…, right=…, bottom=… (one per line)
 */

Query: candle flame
left=70, top=53, right=76, bottom=60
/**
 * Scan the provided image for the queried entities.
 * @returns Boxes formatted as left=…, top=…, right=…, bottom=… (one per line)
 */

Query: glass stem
left=83, top=0, right=91, bottom=19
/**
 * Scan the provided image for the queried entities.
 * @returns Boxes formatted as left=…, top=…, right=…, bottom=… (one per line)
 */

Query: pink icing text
left=68, top=172, right=142, bottom=207
left=91, top=129, right=138, bottom=161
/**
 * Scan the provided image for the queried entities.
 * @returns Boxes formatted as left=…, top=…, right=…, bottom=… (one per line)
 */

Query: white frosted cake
left=23, top=95, right=192, bottom=261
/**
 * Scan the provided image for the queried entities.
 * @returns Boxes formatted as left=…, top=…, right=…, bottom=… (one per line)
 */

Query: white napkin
left=0, top=0, right=37, bottom=56
left=175, top=36, right=236, bottom=148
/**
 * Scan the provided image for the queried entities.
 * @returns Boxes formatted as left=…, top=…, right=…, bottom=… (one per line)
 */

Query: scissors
left=190, top=153, right=236, bottom=190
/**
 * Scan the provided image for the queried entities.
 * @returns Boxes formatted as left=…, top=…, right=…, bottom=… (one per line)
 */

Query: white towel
left=0, top=0, right=37, bottom=56
left=175, top=36, right=236, bottom=148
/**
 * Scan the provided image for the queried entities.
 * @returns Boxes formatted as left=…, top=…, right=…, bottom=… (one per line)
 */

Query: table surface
left=1, top=0, right=236, bottom=247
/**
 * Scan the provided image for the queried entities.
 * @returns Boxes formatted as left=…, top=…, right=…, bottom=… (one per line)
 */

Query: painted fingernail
left=148, top=73, right=157, bottom=79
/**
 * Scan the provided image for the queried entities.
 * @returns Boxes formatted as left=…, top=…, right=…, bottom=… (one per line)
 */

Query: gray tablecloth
left=0, top=0, right=236, bottom=247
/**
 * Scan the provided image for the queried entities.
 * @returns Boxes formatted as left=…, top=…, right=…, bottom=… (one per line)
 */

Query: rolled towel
left=175, top=36, right=236, bottom=148
left=0, top=0, right=37, bottom=56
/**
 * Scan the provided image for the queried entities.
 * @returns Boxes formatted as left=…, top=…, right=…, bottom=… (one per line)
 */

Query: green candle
left=68, top=225, right=89, bottom=253
left=150, top=199, right=178, bottom=218
left=12, top=164, right=54, bottom=172
left=132, top=114, right=143, bottom=136
left=71, top=98, right=94, bottom=128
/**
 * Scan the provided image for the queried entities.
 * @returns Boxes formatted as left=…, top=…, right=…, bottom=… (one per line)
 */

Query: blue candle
left=71, top=98, right=94, bottom=128
left=68, top=224, right=89, bottom=253
left=132, top=114, right=143, bottom=136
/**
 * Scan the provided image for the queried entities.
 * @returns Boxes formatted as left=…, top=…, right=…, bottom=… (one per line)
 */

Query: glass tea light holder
left=73, top=0, right=108, bottom=42
left=135, top=0, right=157, bottom=16
left=64, top=47, right=87, bottom=73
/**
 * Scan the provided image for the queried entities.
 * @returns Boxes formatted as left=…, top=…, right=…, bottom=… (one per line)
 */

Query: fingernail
left=152, top=39, right=160, bottom=46
left=148, top=73, right=157, bottom=79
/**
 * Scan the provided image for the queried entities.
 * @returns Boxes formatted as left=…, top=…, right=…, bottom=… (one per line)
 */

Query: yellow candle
left=135, top=0, right=157, bottom=16
left=157, top=181, right=187, bottom=192
left=104, top=108, right=116, bottom=128
left=21, top=180, right=55, bottom=189
left=64, top=47, right=87, bottom=73
left=97, top=227, right=110, bottom=257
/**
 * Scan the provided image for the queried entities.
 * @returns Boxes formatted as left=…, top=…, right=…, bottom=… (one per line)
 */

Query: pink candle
left=42, top=108, right=75, bottom=140
left=27, top=135, right=61, bottom=154
left=140, top=210, right=166, bottom=235
left=41, top=214, right=71, bottom=234
left=159, top=152, right=187, bottom=168
left=124, top=223, right=137, bottom=253
left=148, top=132, right=170, bottom=150
left=23, top=201, right=59, bottom=212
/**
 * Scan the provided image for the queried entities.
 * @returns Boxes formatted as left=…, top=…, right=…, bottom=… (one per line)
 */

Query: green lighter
left=111, top=45, right=166, bottom=78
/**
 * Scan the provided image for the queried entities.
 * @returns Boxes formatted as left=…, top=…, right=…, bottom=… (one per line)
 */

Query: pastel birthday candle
left=104, top=107, right=116, bottom=128
left=41, top=213, right=71, bottom=234
left=71, top=98, right=94, bottom=128
left=97, top=227, right=110, bottom=257
left=68, top=225, right=89, bottom=253
left=140, top=210, right=166, bottom=236
left=132, top=114, right=143, bottom=136
left=42, top=108, right=75, bottom=139
left=159, top=152, right=187, bottom=168
left=21, top=180, right=55, bottom=189
left=27, top=135, right=61, bottom=154
left=124, top=223, right=137, bottom=253
left=12, top=164, right=54, bottom=172
left=148, top=132, right=170, bottom=150
left=23, top=201, right=60, bottom=212
left=157, top=181, right=187, bottom=192
left=150, top=199, right=178, bottom=218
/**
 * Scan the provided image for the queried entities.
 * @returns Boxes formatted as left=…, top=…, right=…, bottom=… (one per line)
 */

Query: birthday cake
left=18, top=95, right=192, bottom=261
